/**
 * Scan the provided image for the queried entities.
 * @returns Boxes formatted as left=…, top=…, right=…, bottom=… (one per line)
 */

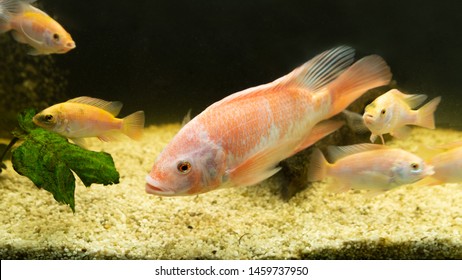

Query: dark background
left=42, top=0, right=462, bottom=128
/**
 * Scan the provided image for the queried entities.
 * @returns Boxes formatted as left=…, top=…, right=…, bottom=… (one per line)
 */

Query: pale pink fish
left=0, top=0, right=75, bottom=55
left=307, top=144, right=434, bottom=195
left=33, top=96, right=145, bottom=144
left=362, top=89, right=441, bottom=144
left=427, top=141, right=462, bottom=184
left=145, top=46, right=392, bottom=196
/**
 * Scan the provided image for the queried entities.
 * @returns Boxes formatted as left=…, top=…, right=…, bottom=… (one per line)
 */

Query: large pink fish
left=146, top=46, right=392, bottom=196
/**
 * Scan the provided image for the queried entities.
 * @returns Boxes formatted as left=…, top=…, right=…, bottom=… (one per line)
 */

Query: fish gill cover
left=9, top=109, right=120, bottom=212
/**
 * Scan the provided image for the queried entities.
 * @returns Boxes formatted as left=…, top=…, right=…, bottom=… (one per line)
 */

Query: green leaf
left=11, top=109, right=120, bottom=212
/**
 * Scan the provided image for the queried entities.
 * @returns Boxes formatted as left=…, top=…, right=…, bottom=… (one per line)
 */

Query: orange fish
left=307, top=144, right=434, bottom=195
left=33, top=96, right=145, bottom=144
left=0, top=0, right=75, bottom=55
left=146, top=46, right=392, bottom=196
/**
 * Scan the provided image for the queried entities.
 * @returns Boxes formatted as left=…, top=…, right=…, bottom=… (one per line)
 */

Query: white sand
left=0, top=125, right=461, bottom=259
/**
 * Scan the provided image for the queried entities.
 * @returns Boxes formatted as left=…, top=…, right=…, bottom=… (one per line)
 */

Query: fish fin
left=122, top=111, right=145, bottom=140
left=369, top=133, right=378, bottom=143
left=412, top=176, right=441, bottom=187
left=327, top=143, right=386, bottom=162
left=364, top=189, right=388, bottom=198
left=228, top=138, right=300, bottom=187
left=208, top=46, right=355, bottom=109
left=434, top=141, right=462, bottom=150
left=67, top=96, right=123, bottom=116
left=0, top=0, right=23, bottom=26
left=416, top=96, right=441, bottom=129
left=327, top=181, right=351, bottom=193
left=342, top=110, right=369, bottom=134
left=391, top=125, right=412, bottom=139
left=283, top=46, right=355, bottom=91
left=307, top=148, right=329, bottom=182
left=27, top=48, right=47, bottom=55
left=379, top=134, right=385, bottom=144
left=11, top=30, right=27, bottom=43
left=328, top=55, right=392, bottom=116
left=292, top=120, right=344, bottom=155
left=70, top=137, right=88, bottom=148
left=389, top=90, right=428, bottom=109
left=97, top=131, right=123, bottom=142
left=181, top=109, right=192, bottom=127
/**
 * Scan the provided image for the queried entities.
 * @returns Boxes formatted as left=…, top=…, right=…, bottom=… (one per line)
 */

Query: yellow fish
left=307, top=144, right=434, bottom=195
left=362, top=89, right=441, bottom=144
left=33, top=96, right=145, bottom=144
left=0, top=0, right=75, bottom=55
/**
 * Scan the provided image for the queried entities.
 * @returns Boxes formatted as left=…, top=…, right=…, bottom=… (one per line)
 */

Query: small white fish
left=307, top=143, right=434, bottom=195
left=33, top=96, right=145, bottom=144
left=362, top=89, right=441, bottom=144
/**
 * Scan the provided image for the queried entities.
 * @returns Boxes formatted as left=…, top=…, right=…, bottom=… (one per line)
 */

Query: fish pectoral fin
left=327, top=182, right=351, bottom=194
left=228, top=138, right=300, bottom=187
left=27, top=48, right=47, bottom=56
left=70, top=137, right=88, bottom=148
left=292, top=120, right=345, bottom=155
left=11, top=30, right=28, bottom=43
left=391, top=126, right=412, bottom=139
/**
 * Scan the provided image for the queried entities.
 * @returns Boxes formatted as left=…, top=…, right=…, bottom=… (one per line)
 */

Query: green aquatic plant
left=4, top=109, right=120, bottom=212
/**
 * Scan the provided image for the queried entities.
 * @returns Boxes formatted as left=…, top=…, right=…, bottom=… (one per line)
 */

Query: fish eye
left=53, top=33, right=60, bottom=41
left=44, top=114, right=54, bottom=122
left=410, top=163, right=420, bottom=170
left=381, top=109, right=386, bottom=115
left=177, top=161, right=192, bottom=174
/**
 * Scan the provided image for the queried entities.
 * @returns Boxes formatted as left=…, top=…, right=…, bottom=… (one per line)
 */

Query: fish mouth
left=145, top=175, right=175, bottom=196
left=363, top=114, right=374, bottom=125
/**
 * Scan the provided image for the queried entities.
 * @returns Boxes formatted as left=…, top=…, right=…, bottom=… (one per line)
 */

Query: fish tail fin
left=307, top=148, right=329, bottom=182
left=416, top=96, right=441, bottom=129
left=327, top=55, right=392, bottom=116
left=0, top=0, right=23, bottom=33
left=122, top=111, right=145, bottom=140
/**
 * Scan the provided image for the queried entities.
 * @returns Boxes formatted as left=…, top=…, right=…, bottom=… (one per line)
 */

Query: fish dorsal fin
left=283, top=45, right=355, bottom=91
left=181, top=109, right=192, bottom=127
left=207, top=46, right=355, bottom=110
left=67, top=96, right=123, bottom=116
left=0, top=0, right=24, bottom=20
left=389, top=89, right=427, bottom=109
left=327, top=143, right=387, bottom=162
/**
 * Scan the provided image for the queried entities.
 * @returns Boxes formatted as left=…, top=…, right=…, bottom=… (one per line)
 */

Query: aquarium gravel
left=0, top=126, right=461, bottom=259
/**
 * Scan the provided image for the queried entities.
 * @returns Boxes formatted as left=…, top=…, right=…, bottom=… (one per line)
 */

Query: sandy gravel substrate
left=0, top=125, right=461, bottom=259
